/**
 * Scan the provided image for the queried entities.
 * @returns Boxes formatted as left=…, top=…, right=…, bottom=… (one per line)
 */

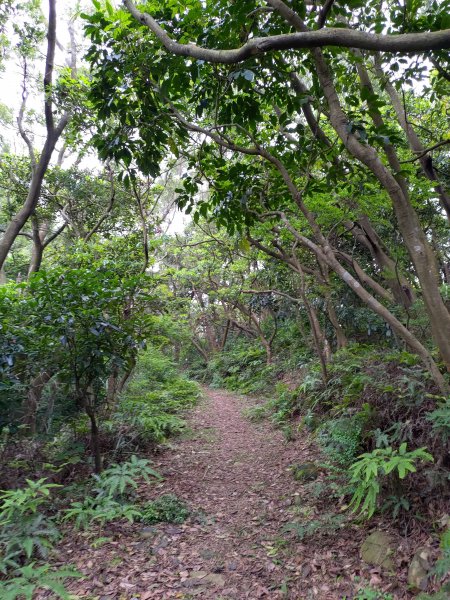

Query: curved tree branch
left=124, top=0, right=450, bottom=59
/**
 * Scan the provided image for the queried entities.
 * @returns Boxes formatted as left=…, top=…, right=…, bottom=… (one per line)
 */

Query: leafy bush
left=316, top=407, right=373, bottom=467
left=204, top=341, right=278, bottom=394
left=62, top=495, right=142, bottom=530
left=140, top=494, right=190, bottom=524
left=426, top=398, right=450, bottom=442
left=0, top=479, right=60, bottom=570
left=246, top=383, right=300, bottom=427
left=349, top=444, right=433, bottom=518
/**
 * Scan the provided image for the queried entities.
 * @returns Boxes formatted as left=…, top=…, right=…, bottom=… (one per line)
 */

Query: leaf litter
left=36, top=388, right=421, bottom=599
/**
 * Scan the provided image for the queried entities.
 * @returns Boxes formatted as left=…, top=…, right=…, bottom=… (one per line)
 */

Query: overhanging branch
left=124, top=0, right=450, bottom=59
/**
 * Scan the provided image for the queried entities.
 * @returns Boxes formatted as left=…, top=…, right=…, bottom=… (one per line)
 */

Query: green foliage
left=349, top=444, right=433, bottom=518
left=206, top=341, right=275, bottom=394
left=63, top=456, right=161, bottom=530
left=0, top=479, right=60, bottom=570
left=316, top=409, right=372, bottom=467
left=94, top=455, right=161, bottom=498
left=434, top=526, right=450, bottom=579
left=62, top=495, right=142, bottom=531
left=246, top=383, right=300, bottom=427
left=282, top=512, right=347, bottom=541
left=110, top=347, right=201, bottom=447
left=140, top=494, right=190, bottom=525
left=352, top=587, right=394, bottom=600
left=426, top=397, right=450, bottom=442
left=0, top=562, right=82, bottom=600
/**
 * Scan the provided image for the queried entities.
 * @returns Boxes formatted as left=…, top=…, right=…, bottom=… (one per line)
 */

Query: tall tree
left=0, top=0, right=77, bottom=269
left=84, top=0, right=450, bottom=390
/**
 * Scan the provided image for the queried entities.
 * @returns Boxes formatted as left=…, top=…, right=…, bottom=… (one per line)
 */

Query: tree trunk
left=86, top=406, right=102, bottom=474
left=28, top=217, right=49, bottom=277
left=311, top=49, right=450, bottom=369
left=279, top=219, right=448, bottom=393
left=220, top=319, right=231, bottom=351
left=325, top=295, right=347, bottom=350
left=106, top=365, right=119, bottom=413
left=23, top=372, right=52, bottom=435
left=343, top=217, right=415, bottom=308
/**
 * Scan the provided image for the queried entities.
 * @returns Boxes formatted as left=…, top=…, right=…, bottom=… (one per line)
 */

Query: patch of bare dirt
left=47, top=388, right=423, bottom=599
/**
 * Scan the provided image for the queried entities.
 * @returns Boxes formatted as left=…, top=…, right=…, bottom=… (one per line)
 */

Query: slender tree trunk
left=86, top=405, right=102, bottom=474
left=343, top=217, right=415, bottom=308
left=191, top=338, right=209, bottom=362
left=28, top=217, right=49, bottom=276
left=295, top=261, right=329, bottom=382
left=277, top=218, right=448, bottom=393
left=23, top=372, right=51, bottom=435
left=325, top=295, right=347, bottom=350
left=0, top=0, right=70, bottom=270
left=106, top=365, right=119, bottom=413
left=220, top=319, right=231, bottom=351
left=117, top=359, right=136, bottom=394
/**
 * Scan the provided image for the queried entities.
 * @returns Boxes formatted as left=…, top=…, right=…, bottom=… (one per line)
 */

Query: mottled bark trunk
left=325, top=296, right=347, bottom=350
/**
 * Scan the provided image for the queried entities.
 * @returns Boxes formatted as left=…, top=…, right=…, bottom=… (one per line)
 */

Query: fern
left=0, top=563, right=82, bottom=600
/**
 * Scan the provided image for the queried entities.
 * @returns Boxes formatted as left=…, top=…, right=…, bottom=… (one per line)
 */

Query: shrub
left=109, top=347, right=201, bottom=449
left=349, top=444, right=433, bottom=518
left=140, top=494, right=190, bottom=525
left=316, top=405, right=373, bottom=467
left=426, top=398, right=450, bottom=443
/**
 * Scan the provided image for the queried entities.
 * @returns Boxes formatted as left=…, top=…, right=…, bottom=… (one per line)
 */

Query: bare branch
left=430, top=55, right=450, bottom=82
left=17, top=61, right=35, bottom=168
left=400, top=139, right=450, bottom=163
left=317, top=0, right=335, bottom=29
left=243, top=288, right=301, bottom=303
left=84, top=165, right=116, bottom=242
left=43, top=221, right=68, bottom=247
left=0, top=228, right=33, bottom=240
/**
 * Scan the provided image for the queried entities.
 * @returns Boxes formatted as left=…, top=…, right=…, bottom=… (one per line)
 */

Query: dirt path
left=57, top=388, right=407, bottom=599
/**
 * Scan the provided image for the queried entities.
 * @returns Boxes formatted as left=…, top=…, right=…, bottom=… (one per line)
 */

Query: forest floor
left=48, top=388, right=421, bottom=600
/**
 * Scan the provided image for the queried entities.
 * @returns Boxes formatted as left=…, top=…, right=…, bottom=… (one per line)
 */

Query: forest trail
left=57, top=389, right=395, bottom=600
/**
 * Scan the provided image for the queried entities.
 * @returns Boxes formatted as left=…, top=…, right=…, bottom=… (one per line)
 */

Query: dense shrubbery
left=0, top=341, right=200, bottom=594
left=108, top=347, right=201, bottom=451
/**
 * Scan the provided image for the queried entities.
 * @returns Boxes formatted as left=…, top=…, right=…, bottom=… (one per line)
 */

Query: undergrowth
left=106, top=347, right=201, bottom=453
left=204, top=340, right=449, bottom=525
